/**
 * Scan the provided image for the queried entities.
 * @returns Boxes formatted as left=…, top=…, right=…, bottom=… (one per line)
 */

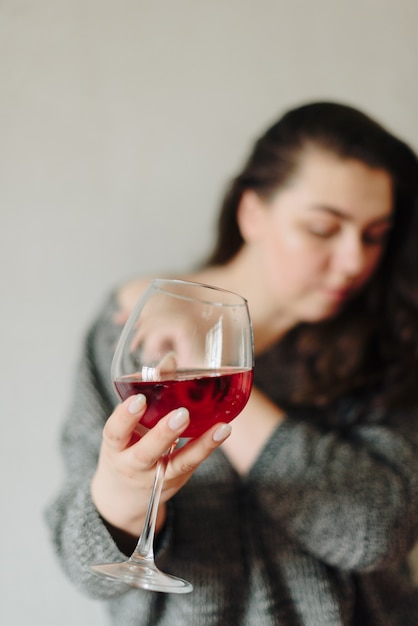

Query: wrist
left=91, top=472, right=167, bottom=537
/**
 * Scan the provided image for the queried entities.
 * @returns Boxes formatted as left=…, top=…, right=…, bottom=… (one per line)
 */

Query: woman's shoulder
left=111, top=271, right=212, bottom=324
left=114, top=274, right=191, bottom=321
left=116, top=276, right=152, bottom=317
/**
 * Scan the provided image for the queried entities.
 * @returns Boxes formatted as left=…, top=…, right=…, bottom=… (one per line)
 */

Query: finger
left=127, top=407, right=190, bottom=471
left=102, top=394, right=147, bottom=451
left=168, top=422, right=232, bottom=477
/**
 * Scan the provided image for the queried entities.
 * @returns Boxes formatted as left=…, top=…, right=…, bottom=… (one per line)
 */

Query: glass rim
left=150, top=278, right=249, bottom=307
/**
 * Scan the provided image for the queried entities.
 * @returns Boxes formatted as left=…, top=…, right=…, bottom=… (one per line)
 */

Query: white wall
left=1, top=1, right=417, bottom=623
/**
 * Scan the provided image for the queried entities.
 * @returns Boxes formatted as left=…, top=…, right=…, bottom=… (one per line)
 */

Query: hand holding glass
left=90, top=279, right=254, bottom=593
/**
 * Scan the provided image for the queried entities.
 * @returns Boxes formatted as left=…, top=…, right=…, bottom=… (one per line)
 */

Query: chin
left=301, top=303, right=344, bottom=324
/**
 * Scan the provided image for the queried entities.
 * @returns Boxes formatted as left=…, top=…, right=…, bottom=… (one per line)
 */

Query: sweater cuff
left=99, top=500, right=174, bottom=561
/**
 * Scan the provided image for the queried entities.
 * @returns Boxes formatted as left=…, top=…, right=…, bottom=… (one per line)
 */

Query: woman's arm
left=221, top=386, right=285, bottom=475
left=45, top=293, right=232, bottom=599
left=247, top=395, right=418, bottom=572
left=45, top=296, right=142, bottom=598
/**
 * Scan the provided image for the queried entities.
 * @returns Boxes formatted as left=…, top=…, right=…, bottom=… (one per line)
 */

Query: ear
left=237, top=190, right=266, bottom=242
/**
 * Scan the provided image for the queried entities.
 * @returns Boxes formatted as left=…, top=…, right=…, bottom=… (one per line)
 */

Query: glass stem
left=130, top=441, right=177, bottom=564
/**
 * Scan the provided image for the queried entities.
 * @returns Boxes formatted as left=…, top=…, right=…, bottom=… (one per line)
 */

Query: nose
left=333, top=232, right=369, bottom=279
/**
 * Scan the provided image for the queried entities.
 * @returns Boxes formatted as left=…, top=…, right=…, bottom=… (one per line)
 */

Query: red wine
left=114, top=368, right=253, bottom=438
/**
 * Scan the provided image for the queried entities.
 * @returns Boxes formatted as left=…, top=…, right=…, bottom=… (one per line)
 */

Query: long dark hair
left=205, top=102, right=418, bottom=410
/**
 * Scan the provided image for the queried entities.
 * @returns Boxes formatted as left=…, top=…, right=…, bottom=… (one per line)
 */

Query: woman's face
left=240, top=148, right=394, bottom=325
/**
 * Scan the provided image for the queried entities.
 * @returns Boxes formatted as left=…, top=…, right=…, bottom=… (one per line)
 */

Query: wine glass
left=90, top=278, right=254, bottom=593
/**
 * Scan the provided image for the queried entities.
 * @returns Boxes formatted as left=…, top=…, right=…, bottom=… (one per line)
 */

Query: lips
left=323, top=287, right=352, bottom=302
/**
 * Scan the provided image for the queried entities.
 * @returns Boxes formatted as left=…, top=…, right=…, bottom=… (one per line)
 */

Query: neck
left=188, top=255, right=296, bottom=354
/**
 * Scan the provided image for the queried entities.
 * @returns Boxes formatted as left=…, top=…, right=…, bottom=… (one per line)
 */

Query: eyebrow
left=309, top=204, right=393, bottom=225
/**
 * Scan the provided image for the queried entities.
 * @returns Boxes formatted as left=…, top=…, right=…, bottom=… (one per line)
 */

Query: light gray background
left=1, top=1, right=417, bottom=624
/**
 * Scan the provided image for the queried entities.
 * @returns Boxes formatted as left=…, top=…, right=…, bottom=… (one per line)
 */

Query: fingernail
left=168, top=408, right=189, bottom=431
left=128, top=394, right=146, bottom=414
left=213, top=423, right=232, bottom=442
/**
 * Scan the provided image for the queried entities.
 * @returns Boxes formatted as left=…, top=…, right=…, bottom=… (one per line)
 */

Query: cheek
left=261, top=230, right=324, bottom=286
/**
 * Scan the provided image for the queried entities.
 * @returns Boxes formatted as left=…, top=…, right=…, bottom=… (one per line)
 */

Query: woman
left=46, top=101, right=418, bottom=625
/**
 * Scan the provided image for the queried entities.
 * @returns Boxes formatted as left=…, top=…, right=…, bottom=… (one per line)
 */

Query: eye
left=363, top=224, right=393, bottom=246
left=306, top=223, right=340, bottom=238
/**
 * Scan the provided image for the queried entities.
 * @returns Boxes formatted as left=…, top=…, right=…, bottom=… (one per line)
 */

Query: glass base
left=90, top=559, right=193, bottom=594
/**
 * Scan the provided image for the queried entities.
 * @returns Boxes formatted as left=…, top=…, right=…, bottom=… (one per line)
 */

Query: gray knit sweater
left=45, top=293, right=418, bottom=625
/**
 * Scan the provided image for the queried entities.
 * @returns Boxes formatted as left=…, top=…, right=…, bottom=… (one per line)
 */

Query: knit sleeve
left=247, top=408, right=418, bottom=573
left=44, top=294, right=172, bottom=600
